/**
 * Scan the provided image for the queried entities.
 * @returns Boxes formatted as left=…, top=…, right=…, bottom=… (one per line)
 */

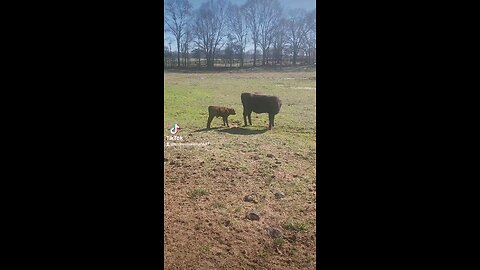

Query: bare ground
left=164, top=138, right=316, bottom=270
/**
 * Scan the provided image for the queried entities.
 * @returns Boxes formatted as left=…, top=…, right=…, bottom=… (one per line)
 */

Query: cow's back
left=242, top=93, right=281, bottom=115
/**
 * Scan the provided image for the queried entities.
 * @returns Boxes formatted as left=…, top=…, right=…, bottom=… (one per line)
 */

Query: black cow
left=241, top=92, right=282, bottom=130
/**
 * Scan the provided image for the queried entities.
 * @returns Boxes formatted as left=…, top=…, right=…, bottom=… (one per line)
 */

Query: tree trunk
left=262, top=48, right=266, bottom=66
left=253, top=43, right=257, bottom=67
left=208, top=53, right=214, bottom=68
left=240, top=51, right=244, bottom=67
left=264, top=49, right=267, bottom=65
left=177, top=41, right=181, bottom=68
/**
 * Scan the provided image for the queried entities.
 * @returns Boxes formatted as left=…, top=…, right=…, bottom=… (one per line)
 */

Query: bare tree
left=308, top=9, right=316, bottom=64
left=272, top=18, right=287, bottom=65
left=303, top=9, right=316, bottom=64
left=180, top=25, right=193, bottom=67
left=164, top=0, right=192, bottom=68
left=226, top=3, right=248, bottom=67
left=192, top=0, right=228, bottom=68
left=257, top=0, right=282, bottom=66
left=165, top=38, right=174, bottom=68
left=243, top=0, right=261, bottom=67
left=192, top=48, right=203, bottom=67
left=286, top=9, right=309, bottom=65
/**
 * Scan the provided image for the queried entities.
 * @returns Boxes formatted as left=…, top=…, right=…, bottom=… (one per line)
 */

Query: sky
left=164, top=0, right=316, bottom=51
left=189, top=0, right=315, bottom=11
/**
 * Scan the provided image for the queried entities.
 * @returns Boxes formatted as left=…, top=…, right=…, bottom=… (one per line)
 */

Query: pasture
left=164, top=66, right=317, bottom=269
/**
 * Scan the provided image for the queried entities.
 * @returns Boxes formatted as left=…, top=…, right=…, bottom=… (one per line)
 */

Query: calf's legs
left=222, top=116, right=229, bottom=127
left=207, top=115, right=214, bottom=129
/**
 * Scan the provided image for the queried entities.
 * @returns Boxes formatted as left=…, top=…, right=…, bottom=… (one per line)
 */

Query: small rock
left=164, top=158, right=169, bottom=162
left=266, top=154, right=274, bottom=158
left=293, top=174, right=299, bottom=178
left=275, top=161, right=281, bottom=164
left=267, top=227, right=283, bottom=238
left=245, top=211, right=260, bottom=221
left=274, top=191, right=285, bottom=199
left=244, top=195, right=255, bottom=202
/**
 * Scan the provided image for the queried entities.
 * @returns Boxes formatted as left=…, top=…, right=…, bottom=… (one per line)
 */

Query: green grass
left=199, top=244, right=211, bottom=254
left=187, top=188, right=209, bottom=199
left=164, top=68, right=316, bottom=154
left=283, top=221, right=308, bottom=232
left=211, top=202, right=226, bottom=209
left=272, top=238, right=284, bottom=248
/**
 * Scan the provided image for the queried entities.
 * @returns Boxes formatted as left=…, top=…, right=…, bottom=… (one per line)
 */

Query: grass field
left=164, top=66, right=316, bottom=270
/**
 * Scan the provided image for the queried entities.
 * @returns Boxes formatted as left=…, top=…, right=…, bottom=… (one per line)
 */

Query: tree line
left=164, top=0, right=316, bottom=69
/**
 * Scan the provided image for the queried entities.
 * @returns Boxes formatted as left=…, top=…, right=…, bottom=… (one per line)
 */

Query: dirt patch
left=164, top=141, right=316, bottom=270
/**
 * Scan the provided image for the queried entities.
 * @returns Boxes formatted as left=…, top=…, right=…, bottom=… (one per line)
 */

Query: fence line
left=164, top=56, right=316, bottom=69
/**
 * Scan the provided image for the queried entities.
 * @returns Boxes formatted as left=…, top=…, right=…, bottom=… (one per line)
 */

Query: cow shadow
left=216, top=127, right=268, bottom=135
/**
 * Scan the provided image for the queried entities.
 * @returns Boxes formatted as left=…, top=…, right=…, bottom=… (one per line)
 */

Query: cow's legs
left=248, top=113, right=252, bottom=125
left=268, top=114, right=274, bottom=130
left=243, top=110, right=250, bottom=126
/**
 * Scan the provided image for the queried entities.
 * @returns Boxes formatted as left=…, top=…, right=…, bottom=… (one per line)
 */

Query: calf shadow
left=192, top=127, right=221, bottom=133
left=216, top=127, right=268, bottom=135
